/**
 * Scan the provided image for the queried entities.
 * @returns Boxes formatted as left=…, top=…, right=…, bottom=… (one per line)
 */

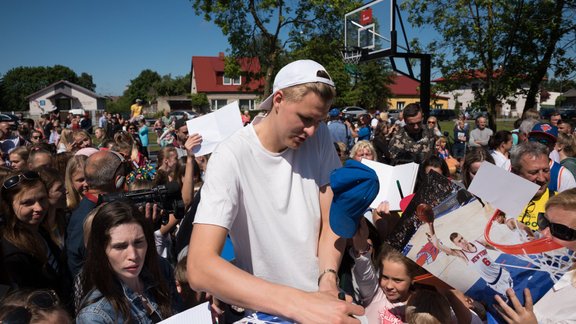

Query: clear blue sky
left=0, top=0, right=229, bottom=96
left=0, top=1, right=434, bottom=97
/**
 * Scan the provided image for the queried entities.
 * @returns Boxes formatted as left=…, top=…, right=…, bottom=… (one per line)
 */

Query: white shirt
left=194, top=117, right=341, bottom=292
left=534, top=270, right=576, bottom=323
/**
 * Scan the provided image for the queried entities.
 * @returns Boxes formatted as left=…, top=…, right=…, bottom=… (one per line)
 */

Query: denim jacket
left=76, top=259, right=181, bottom=323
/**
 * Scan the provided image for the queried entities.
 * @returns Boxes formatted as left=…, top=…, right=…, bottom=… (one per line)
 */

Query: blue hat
left=529, top=123, right=558, bottom=143
left=329, top=108, right=340, bottom=117
left=330, top=159, right=380, bottom=238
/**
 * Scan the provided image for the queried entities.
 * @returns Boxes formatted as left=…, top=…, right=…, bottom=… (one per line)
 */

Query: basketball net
left=341, top=47, right=363, bottom=66
left=485, top=210, right=575, bottom=283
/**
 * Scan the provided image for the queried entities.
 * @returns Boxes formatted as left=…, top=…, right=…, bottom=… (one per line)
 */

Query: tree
left=191, top=0, right=362, bottom=99
left=123, top=69, right=162, bottom=104
left=0, top=65, right=95, bottom=111
left=155, top=74, right=191, bottom=97
left=190, top=93, right=209, bottom=111
left=402, top=0, right=576, bottom=128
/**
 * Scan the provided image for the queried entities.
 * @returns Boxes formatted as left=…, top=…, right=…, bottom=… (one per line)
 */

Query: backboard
left=344, top=0, right=394, bottom=62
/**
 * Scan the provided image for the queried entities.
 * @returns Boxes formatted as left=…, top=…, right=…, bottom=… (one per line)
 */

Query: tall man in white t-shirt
left=187, top=60, right=364, bottom=323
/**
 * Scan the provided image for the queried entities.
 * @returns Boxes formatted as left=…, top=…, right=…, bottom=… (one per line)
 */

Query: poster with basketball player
left=396, top=172, right=573, bottom=320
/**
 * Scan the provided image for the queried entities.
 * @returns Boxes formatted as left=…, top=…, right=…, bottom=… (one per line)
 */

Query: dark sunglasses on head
left=529, top=137, right=551, bottom=146
left=537, top=212, right=576, bottom=241
left=0, top=290, right=59, bottom=324
left=2, top=171, right=40, bottom=190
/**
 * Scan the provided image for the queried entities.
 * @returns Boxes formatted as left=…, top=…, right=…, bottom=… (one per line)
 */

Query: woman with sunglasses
left=494, top=188, right=576, bottom=323
left=0, top=171, right=72, bottom=305
left=76, top=200, right=179, bottom=323
left=0, top=289, right=72, bottom=323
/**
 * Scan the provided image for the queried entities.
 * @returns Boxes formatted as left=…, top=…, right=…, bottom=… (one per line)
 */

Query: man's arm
left=187, top=223, right=363, bottom=323
left=468, top=129, right=479, bottom=146
left=317, top=184, right=346, bottom=293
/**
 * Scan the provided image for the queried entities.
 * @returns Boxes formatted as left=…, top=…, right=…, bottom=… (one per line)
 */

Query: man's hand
left=291, top=290, right=364, bottom=324
left=144, top=202, right=160, bottom=223
left=185, top=133, right=202, bottom=156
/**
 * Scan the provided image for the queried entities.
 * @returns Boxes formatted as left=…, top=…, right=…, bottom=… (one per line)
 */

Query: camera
left=100, top=182, right=185, bottom=225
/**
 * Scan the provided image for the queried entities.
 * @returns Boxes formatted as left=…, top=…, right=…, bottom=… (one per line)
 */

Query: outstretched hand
left=494, top=288, right=537, bottom=324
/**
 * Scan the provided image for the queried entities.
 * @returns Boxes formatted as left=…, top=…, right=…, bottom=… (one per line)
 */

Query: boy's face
left=273, top=91, right=330, bottom=151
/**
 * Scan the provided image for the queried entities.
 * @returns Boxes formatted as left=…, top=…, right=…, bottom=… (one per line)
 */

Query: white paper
left=361, top=159, right=419, bottom=211
left=186, top=101, right=243, bottom=156
left=159, top=301, right=212, bottom=323
left=467, top=161, right=540, bottom=217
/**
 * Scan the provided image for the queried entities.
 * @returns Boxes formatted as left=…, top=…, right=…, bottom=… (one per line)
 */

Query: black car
left=539, top=107, right=557, bottom=120
left=429, top=109, right=457, bottom=121
left=558, top=106, right=576, bottom=120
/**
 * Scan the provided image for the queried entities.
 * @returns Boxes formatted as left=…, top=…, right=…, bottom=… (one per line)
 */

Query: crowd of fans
left=0, top=59, right=574, bottom=324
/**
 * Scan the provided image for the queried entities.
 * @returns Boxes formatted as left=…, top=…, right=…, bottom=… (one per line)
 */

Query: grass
left=439, top=119, right=516, bottom=143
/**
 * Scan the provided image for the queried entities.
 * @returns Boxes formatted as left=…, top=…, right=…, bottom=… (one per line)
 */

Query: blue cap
left=329, top=108, right=340, bottom=117
left=330, top=159, right=380, bottom=238
left=529, top=123, right=558, bottom=142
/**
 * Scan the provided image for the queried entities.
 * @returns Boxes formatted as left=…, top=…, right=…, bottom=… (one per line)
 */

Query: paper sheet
left=159, top=302, right=212, bottom=323
left=361, top=159, right=419, bottom=210
left=467, top=161, right=540, bottom=217
left=186, top=101, right=243, bottom=156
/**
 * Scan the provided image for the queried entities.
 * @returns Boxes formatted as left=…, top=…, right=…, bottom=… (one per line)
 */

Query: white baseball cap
left=258, top=60, right=335, bottom=110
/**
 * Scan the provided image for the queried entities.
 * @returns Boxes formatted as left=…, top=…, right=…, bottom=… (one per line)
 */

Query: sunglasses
left=427, top=121, right=436, bottom=124
left=1, top=290, right=59, bottom=324
left=2, top=171, right=40, bottom=190
left=32, top=136, right=41, bottom=139
left=537, top=212, right=576, bottom=241
left=529, top=137, right=551, bottom=146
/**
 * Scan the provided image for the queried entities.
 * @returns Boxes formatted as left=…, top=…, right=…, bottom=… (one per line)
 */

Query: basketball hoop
left=341, top=47, right=364, bottom=65
left=485, top=210, right=575, bottom=283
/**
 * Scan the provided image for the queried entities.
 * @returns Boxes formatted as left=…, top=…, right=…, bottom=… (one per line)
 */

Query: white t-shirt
left=490, top=150, right=511, bottom=171
left=534, top=269, right=576, bottom=323
left=194, top=117, right=341, bottom=292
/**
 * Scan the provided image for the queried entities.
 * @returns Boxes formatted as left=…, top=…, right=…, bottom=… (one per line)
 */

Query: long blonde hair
left=65, top=155, right=87, bottom=210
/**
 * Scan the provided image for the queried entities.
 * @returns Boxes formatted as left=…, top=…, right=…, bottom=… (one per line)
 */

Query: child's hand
left=352, top=218, right=371, bottom=256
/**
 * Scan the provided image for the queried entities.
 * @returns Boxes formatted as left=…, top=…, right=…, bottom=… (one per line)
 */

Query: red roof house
left=191, top=53, right=265, bottom=112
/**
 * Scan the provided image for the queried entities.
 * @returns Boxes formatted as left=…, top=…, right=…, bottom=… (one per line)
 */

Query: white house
left=26, top=80, right=105, bottom=117
left=434, top=73, right=541, bottom=118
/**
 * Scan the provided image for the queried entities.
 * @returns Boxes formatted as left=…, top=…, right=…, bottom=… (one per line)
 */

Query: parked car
left=169, top=110, right=198, bottom=120
left=558, top=106, right=576, bottom=120
left=387, top=109, right=400, bottom=120
left=341, top=106, right=367, bottom=120
left=429, top=109, right=457, bottom=121
left=539, top=107, right=557, bottom=120
left=467, top=108, right=488, bottom=120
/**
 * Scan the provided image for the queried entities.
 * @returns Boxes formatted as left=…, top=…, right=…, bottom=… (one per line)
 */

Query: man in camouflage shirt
left=388, top=103, right=436, bottom=163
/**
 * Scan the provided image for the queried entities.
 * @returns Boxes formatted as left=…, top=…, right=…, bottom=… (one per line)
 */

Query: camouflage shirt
left=388, top=126, right=436, bottom=163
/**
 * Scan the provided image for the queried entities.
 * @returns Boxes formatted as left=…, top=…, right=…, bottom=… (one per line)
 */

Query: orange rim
left=484, top=209, right=563, bottom=254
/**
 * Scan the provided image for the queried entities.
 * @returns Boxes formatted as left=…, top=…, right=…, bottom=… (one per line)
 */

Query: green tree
left=155, top=74, right=191, bottom=96
left=190, top=93, right=209, bottom=111
left=0, top=65, right=95, bottom=111
left=123, top=69, right=162, bottom=104
left=402, top=0, right=576, bottom=129
left=191, top=0, right=361, bottom=98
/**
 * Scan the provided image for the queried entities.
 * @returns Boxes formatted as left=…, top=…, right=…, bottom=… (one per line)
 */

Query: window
left=396, top=101, right=405, bottom=110
left=239, top=99, right=256, bottom=111
left=223, top=75, right=241, bottom=85
left=210, top=99, right=228, bottom=111
left=435, top=104, right=443, bottom=109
